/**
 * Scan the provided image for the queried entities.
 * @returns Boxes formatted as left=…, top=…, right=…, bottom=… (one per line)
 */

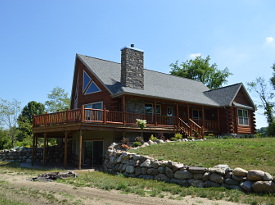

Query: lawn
left=130, top=137, right=275, bottom=175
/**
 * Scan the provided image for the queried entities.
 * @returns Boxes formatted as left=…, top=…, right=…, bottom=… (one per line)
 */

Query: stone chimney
left=121, top=44, right=144, bottom=89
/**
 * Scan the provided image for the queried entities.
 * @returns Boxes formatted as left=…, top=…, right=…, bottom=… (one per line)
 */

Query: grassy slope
left=130, top=138, right=275, bottom=175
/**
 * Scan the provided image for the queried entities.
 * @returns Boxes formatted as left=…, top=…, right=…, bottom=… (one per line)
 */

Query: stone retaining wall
left=0, top=145, right=63, bottom=164
left=103, top=142, right=275, bottom=193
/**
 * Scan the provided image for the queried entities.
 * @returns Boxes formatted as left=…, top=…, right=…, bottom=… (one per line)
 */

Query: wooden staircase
left=177, top=118, right=204, bottom=138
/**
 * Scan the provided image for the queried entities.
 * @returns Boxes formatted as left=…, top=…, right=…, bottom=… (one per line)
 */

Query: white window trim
left=238, top=109, right=249, bottom=126
left=83, top=71, right=92, bottom=93
left=84, top=81, right=101, bottom=95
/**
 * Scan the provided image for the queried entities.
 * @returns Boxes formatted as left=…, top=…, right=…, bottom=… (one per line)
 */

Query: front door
left=83, top=140, right=104, bottom=166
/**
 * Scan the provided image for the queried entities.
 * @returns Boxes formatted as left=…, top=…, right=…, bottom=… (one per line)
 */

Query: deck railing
left=33, top=107, right=178, bottom=127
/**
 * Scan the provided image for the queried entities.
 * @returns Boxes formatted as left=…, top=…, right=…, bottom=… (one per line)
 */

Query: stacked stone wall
left=0, top=145, right=63, bottom=164
left=104, top=143, right=275, bottom=193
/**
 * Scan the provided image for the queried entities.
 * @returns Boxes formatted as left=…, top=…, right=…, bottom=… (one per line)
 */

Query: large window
left=238, top=109, right=249, bottom=125
left=83, top=71, right=101, bottom=95
left=192, top=109, right=202, bottom=119
left=144, top=103, right=161, bottom=115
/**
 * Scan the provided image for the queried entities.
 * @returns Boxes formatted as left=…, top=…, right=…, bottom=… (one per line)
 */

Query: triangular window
left=83, top=71, right=101, bottom=95
left=83, top=71, right=91, bottom=92
left=85, top=82, right=101, bottom=94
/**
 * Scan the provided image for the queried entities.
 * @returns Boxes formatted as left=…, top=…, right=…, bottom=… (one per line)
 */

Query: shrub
left=132, top=142, right=142, bottom=147
left=149, top=134, right=157, bottom=142
left=136, top=119, right=147, bottom=129
left=122, top=137, right=130, bottom=145
left=135, top=136, right=144, bottom=143
left=174, top=133, right=183, bottom=140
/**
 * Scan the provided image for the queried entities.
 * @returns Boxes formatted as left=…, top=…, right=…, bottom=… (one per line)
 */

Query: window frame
left=84, top=101, right=103, bottom=110
left=192, top=109, right=202, bottom=119
left=83, top=71, right=101, bottom=95
left=144, top=103, right=161, bottom=115
left=238, top=109, right=249, bottom=126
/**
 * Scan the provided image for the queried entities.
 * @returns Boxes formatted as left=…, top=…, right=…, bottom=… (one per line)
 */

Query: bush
left=174, top=133, right=182, bottom=140
left=136, top=119, right=147, bottom=129
left=149, top=134, right=157, bottom=142
left=122, top=137, right=130, bottom=145
left=132, top=142, right=142, bottom=147
left=135, top=136, right=144, bottom=143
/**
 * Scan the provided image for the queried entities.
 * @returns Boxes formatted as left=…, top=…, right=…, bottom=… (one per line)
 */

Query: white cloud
left=265, top=37, right=274, bottom=44
left=188, top=53, right=201, bottom=59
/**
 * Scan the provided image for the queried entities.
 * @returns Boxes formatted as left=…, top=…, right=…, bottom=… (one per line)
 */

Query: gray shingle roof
left=77, top=54, right=250, bottom=108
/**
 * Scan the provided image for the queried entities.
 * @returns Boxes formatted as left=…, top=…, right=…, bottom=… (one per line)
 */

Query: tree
left=0, top=98, right=21, bottom=147
left=45, top=86, right=70, bottom=113
left=0, top=127, right=11, bottom=149
left=17, top=101, right=45, bottom=143
left=170, top=55, right=232, bottom=89
left=247, top=77, right=274, bottom=126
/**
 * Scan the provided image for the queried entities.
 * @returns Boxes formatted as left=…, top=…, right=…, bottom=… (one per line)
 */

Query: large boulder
left=232, top=167, right=248, bottom=177
left=247, top=170, right=265, bottom=181
left=209, top=164, right=230, bottom=175
left=155, top=174, right=170, bottom=182
left=210, top=173, right=224, bottom=184
left=165, top=167, right=174, bottom=178
left=252, top=181, right=275, bottom=193
left=174, top=170, right=193, bottom=180
left=240, top=180, right=253, bottom=192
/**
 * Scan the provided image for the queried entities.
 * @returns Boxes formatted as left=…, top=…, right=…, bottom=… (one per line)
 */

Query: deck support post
left=217, top=109, right=220, bottom=132
left=202, top=107, right=205, bottom=138
left=43, top=133, right=46, bottom=167
left=81, top=105, right=85, bottom=122
left=32, top=134, right=36, bottom=166
left=154, top=99, right=157, bottom=126
left=187, top=105, right=190, bottom=120
left=176, top=103, right=179, bottom=127
left=64, top=131, right=68, bottom=168
left=103, top=106, right=107, bottom=124
left=78, top=130, right=83, bottom=170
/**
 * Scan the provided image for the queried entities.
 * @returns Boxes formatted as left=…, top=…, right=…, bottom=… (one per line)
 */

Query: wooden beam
left=176, top=103, right=179, bottom=126
left=32, top=134, right=36, bottom=166
left=154, top=99, right=157, bottom=126
left=64, top=131, right=68, bottom=168
left=81, top=105, right=85, bottom=122
left=43, top=133, right=46, bottom=167
left=187, top=105, right=190, bottom=120
left=78, top=130, right=83, bottom=170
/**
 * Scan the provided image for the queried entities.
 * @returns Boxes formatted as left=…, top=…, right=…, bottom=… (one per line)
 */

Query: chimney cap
left=131, top=44, right=134, bottom=48
left=121, top=45, right=144, bottom=52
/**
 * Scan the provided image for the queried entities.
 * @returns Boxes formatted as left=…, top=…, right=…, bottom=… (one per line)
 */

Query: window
left=83, top=71, right=101, bottom=94
left=144, top=103, right=161, bottom=115
left=192, top=109, right=202, bottom=119
left=84, top=102, right=103, bottom=109
left=238, top=109, right=249, bottom=125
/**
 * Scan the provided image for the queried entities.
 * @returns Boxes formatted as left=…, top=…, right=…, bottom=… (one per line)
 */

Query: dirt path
left=0, top=172, right=245, bottom=205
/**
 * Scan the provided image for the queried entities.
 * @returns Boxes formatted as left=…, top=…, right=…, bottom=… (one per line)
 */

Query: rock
left=210, top=173, right=224, bottom=184
left=135, top=167, right=142, bottom=176
left=222, top=184, right=243, bottom=191
left=263, top=172, right=273, bottom=181
left=172, top=163, right=184, bottom=171
left=141, top=167, right=147, bottom=175
left=125, top=165, right=135, bottom=174
left=139, top=175, right=154, bottom=180
left=225, top=178, right=239, bottom=185
left=148, top=140, right=155, bottom=145
left=247, top=170, right=265, bottom=181
left=158, top=166, right=165, bottom=174
left=202, top=172, right=211, bottom=181
left=209, top=164, right=230, bottom=175
left=141, top=142, right=149, bottom=147
left=203, top=180, right=220, bottom=188
left=156, top=139, right=164, bottom=144
left=140, top=159, right=152, bottom=168
left=174, top=170, right=193, bottom=180
left=147, top=168, right=159, bottom=175
left=225, top=171, right=232, bottom=179
left=155, top=174, right=170, bottom=182
left=193, top=174, right=203, bottom=180
left=152, top=160, right=161, bottom=169
left=170, top=178, right=189, bottom=187
left=252, top=181, right=275, bottom=193
left=232, top=174, right=246, bottom=182
left=132, top=154, right=141, bottom=161
left=188, top=166, right=207, bottom=174
left=165, top=167, right=174, bottom=178
left=240, top=180, right=253, bottom=192
left=232, top=167, right=248, bottom=177
left=188, top=179, right=204, bottom=188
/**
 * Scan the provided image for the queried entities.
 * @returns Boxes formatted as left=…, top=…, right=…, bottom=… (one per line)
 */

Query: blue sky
left=1, top=0, right=275, bottom=129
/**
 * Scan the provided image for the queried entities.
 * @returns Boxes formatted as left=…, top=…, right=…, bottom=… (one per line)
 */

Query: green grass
left=130, top=138, right=275, bottom=175
left=62, top=170, right=275, bottom=205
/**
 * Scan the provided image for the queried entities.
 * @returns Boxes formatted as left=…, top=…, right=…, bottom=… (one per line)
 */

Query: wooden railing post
left=66, top=108, right=70, bottom=123
left=33, top=114, right=36, bottom=127
left=103, top=106, right=107, bottom=124
left=122, top=96, right=126, bottom=125
left=81, top=105, right=85, bottom=122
